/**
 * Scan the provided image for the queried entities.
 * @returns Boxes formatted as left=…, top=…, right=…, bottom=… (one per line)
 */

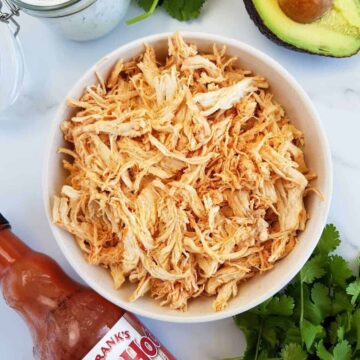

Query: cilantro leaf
left=131, top=0, right=207, bottom=23
left=312, top=283, right=331, bottom=316
left=346, top=279, right=360, bottom=305
left=304, top=300, right=323, bottom=325
left=266, top=316, right=294, bottom=331
left=301, top=255, right=326, bottom=284
left=137, top=0, right=158, bottom=11
left=234, top=312, right=260, bottom=329
left=300, top=319, right=324, bottom=350
left=329, top=255, right=353, bottom=289
left=252, top=295, right=294, bottom=317
left=337, top=312, right=353, bottom=333
left=317, top=340, right=352, bottom=360
left=249, top=298, right=272, bottom=316
left=353, top=309, right=360, bottom=350
left=163, top=0, right=206, bottom=21
left=258, top=350, right=272, bottom=360
left=262, top=324, right=278, bottom=348
left=329, top=321, right=340, bottom=345
left=284, top=326, right=302, bottom=345
left=280, top=343, right=307, bottom=360
left=332, top=289, right=353, bottom=314
left=263, top=316, right=302, bottom=346
left=316, top=224, right=340, bottom=255
left=333, top=340, right=352, bottom=360
left=317, top=340, right=333, bottom=360
left=267, top=295, right=295, bottom=316
left=304, top=284, right=323, bottom=324
left=337, top=326, right=345, bottom=341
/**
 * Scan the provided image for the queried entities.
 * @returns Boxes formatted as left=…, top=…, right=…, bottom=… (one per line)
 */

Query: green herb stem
left=126, top=0, right=160, bottom=25
left=254, top=319, right=264, bottom=360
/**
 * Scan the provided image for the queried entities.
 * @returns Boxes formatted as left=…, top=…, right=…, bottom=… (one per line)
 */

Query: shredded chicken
left=52, top=33, right=314, bottom=312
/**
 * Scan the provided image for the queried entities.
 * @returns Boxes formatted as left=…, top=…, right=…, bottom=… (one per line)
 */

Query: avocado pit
left=278, top=0, right=333, bottom=23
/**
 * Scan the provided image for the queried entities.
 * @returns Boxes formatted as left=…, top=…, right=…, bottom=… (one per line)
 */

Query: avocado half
left=244, top=0, right=360, bottom=57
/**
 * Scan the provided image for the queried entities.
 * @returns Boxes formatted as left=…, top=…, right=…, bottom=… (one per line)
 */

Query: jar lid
left=9, top=0, right=97, bottom=18
left=0, top=23, right=24, bottom=113
left=10, top=0, right=89, bottom=12
left=18, top=0, right=71, bottom=6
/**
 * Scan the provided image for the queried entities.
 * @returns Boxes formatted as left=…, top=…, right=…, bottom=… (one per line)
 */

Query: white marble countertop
left=1, top=0, right=360, bottom=359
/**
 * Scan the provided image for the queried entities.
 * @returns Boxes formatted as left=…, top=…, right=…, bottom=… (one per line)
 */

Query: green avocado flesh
left=245, top=0, right=360, bottom=57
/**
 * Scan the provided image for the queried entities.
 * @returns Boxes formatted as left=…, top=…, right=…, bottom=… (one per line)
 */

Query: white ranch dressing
left=45, top=0, right=130, bottom=41
left=16, top=0, right=130, bottom=41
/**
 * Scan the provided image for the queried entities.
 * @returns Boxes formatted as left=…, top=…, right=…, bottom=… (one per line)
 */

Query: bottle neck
left=0, top=226, right=31, bottom=282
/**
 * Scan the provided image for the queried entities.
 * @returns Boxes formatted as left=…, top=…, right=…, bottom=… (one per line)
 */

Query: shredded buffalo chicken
left=53, top=34, right=314, bottom=312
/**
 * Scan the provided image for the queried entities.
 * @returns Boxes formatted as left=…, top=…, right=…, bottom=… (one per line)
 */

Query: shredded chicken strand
left=53, top=33, right=314, bottom=312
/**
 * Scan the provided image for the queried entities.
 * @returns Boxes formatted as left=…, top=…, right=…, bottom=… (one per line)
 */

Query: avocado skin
left=243, top=0, right=359, bottom=57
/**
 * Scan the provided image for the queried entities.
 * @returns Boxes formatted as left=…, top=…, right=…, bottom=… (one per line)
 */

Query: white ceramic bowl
left=43, top=32, right=332, bottom=323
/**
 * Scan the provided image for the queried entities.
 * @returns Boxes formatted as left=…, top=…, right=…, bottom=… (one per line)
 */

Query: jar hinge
left=0, top=0, right=20, bottom=36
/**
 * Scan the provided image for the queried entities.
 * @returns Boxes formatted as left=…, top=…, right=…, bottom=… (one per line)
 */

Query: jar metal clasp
left=0, top=0, right=20, bottom=36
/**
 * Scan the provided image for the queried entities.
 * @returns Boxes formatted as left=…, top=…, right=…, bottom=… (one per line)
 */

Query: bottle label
left=83, top=313, right=174, bottom=360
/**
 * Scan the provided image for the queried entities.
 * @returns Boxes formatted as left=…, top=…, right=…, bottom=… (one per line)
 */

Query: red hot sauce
left=0, top=213, right=174, bottom=360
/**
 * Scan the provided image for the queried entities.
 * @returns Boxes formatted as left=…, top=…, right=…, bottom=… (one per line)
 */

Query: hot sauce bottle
left=0, top=213, right=174, bottom=360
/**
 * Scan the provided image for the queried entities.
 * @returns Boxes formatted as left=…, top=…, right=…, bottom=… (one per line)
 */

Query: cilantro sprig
left=232, top=225, right=360, bottom=360
left=127, top=0, right=207, bottom=24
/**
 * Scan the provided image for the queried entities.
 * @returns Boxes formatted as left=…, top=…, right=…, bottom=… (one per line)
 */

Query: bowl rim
left=43, top=31, right=333, bottom=323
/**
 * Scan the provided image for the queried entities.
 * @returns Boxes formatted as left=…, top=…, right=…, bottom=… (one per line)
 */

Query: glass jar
left=9, top=0, right=130, bottom=41
left=0, top=0, right=129, bottom=114
left=0, top=21, right=24, bottom=113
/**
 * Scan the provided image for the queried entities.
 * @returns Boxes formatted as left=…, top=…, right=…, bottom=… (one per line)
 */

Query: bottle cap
left=0, top=213, right=11, bottom=229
